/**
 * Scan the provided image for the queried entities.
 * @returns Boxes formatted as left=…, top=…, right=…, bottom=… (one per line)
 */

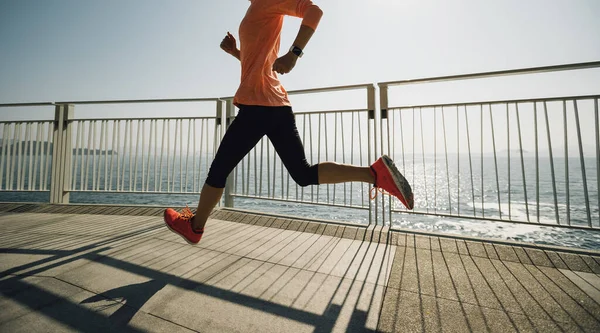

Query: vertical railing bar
left=121, top=120, right=127, bottom=191
left=192, top=119, right=197, bottom=193
left=254, top=130, right=258, bottom=196
left=420, top=108, right=429, bottom=212
left=139, top=120, right=145, bottom=192
left=324, top=113, right=329, bottom=203
left=84, top=121, right=93, bottom=191
left=456, top=106, right=460, bottom=215
left=515, top=103, right=530, bottom=221
left=358, top=112, right=364, bottom=207
left=259, top=138, right=264, bottom=196
left=350, top=112, right=354, bottom=206
left=596, top=98, right=600, bottom=227
left=489, top=105, right=502, bottom=219
left=33, top=123, right=42, bottom=190
left=104, top=121, right=109, bottom=191
left=480, top=105, right=484, bottom=218
left=333, top=112, right=338, bottom=204
left=543, top=102, right=560, bottom=224
left=412, top=108, right=416, bottom=211
left=80, top=121, right=87, bottom=191
left=154, top=120, right=159, bottom=192
left=280, top=143, right=284, bottom=200
left=236, top=143, right=241, bottom=195
left=464, top=106, right=476, bottom=217
left=97, top=120, right=105, bottom=191
left=442, top=107, right=452, bottom=214
left=21, top=124, right=29, bottom=190
left=92, top=121, right=98, bottom=191
left=44, top=122, right=52, bottom=191
left=179, top=119, right=184, bottom=192
left=563, top=101, right=570, bottom=225
left=341, top=112, right=347, bottom=205
left=128, top=120, right=134, bottom=192
left=573, top=100, right=592, bottom=227
left=534, top=103, right=540, bottom=222
left=185, top=119, right=192, bottom=192
left=110, top=121, right=117, bottom=191
left=237, top=142, right=242, bottom=195
left=310, top=114, right=314, bottom=202
left=97, top=121, right=105, bottom=191
left=317, top=113, right=321, bottom=202
left=74, top=121, right=81, bottom=191
left=71, top=122, right=80, bottom=191
left=434, top=108, right=437, bottom=213
left=116, top=121, right=123, bottom=191
left=162, top=120, right=168, bottom=192
left=332, top=112, right=338, bottom=204
left=245, top=131, right=256, bottom=194
left=399, top=109, right=406, bottom=173
left=168, top=120, right=175, bottom=192
left=15, top=124, right=22, bottom=190
left=0, top=125, right=8, bottom=190
left=5, top=124, right=12, bottom=189
left=506, top=103, right=511, bottom=220
left=25, top=123, right=33, bottom=190
left=269, top=140, right=273, bottom=198
left=26, top=124, right=33, bottom=190
left=145, top=120, right=153, bottom=192
left=17, top=124, right=25, bottom=190
left=199, top=120, right=205, bottom=193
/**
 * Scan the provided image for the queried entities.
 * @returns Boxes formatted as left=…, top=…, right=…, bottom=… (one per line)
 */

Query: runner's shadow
left=80, top=280, right=166, bottom=326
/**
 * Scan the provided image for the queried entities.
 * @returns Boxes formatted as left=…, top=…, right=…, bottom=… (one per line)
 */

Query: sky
left=1, top=0, right=599, bottom=102
left=0, top=0, right=599, bottom=154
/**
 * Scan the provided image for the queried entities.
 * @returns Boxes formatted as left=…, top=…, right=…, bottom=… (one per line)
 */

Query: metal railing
left=0, top=99, right=223, bottom=203
left=0, top=61, right=598, bottom=230
left=379, top=61, right=600, bottom=229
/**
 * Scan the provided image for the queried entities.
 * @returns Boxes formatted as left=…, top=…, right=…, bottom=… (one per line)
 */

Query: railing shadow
left=0, top=215, right=392, bottom=332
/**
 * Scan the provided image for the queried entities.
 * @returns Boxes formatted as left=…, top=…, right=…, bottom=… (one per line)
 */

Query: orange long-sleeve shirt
left=233, top=0, right=322, bottom=107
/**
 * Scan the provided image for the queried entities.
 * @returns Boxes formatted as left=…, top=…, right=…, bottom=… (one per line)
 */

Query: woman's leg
left=191, top=108, right=267, bottom=230
left=267, top=108, right=375, bottom=186
left=317, top=162, right=374, bottom=184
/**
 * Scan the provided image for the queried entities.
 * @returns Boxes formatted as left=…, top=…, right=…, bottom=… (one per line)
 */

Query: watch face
left=291, top=46, right=303, bottom=57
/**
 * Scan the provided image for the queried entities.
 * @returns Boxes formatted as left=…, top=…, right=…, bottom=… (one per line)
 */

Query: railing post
left=223, top=99, right=235, bottom=208
left=377, top=83, right=391, bottom=226
left=367, top=84, right=377, bottom=226
left=50, top=104, right=73, bottom=204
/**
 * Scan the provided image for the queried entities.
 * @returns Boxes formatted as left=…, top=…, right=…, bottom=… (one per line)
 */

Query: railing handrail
left=0, top=102, right=55, bottom=107
left=378, top=60, right=600, bottom=87
left=0, top=98, right=221, bottom=108
left=219, top=83, right=374, bottom=100
left=388, top=93, right=600, bottom=110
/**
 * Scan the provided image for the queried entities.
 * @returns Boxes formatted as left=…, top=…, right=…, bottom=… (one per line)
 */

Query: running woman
left=164, top=0, right=413, bottom=244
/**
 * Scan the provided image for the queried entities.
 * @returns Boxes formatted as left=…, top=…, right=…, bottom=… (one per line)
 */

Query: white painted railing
left=0, top=61, right=598, bottom=230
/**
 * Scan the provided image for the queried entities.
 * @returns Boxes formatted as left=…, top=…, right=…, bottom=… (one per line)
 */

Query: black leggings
left=205, top=105, right=319, bottom=188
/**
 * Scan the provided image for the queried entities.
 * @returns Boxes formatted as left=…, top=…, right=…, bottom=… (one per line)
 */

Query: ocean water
left=1, top=153, right=599, bottom=250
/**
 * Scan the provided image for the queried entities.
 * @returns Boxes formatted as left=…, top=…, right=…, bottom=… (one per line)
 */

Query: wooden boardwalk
left=0, top=203, right=599, bottom=332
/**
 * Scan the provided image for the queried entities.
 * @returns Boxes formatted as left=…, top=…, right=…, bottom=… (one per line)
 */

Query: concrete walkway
left=0, top=203, right=599, bottom=332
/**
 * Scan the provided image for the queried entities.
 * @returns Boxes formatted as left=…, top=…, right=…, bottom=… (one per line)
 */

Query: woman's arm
left=220, top=32, right=240, bottom=61
left=272, top=5, right=323, bottom=74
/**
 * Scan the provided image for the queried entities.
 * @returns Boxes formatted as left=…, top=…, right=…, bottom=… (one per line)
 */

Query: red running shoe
left=370, top=155, right=414, bottom=210
left=163, top=206, right=204, bottom=245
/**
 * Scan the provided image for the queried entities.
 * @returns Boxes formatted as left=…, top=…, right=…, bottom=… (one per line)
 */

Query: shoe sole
left=163, top=211, right=199, bottom=245
left=381, top=155, right=414, bottom=209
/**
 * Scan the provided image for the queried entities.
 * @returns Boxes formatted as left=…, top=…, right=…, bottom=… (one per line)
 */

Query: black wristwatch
left=289, top=45, right=304, bottom=58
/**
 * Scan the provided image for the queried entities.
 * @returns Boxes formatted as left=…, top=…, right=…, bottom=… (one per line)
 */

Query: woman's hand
left=272, top=52, right=298, bottom=75
left=220, top=32, right=237, bottom=55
